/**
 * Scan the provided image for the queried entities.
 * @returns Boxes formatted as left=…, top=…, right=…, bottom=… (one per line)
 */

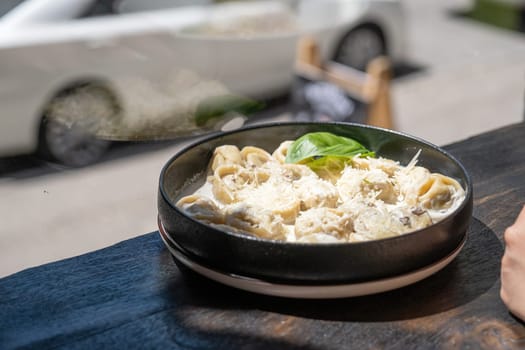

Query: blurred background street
left=394, top=0, right=525, bottom=145
left=1, top=0, right=524, bottom=277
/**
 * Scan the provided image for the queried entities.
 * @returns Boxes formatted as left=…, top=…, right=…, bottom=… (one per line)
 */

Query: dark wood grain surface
left=1, top=122, right=525, bottom=350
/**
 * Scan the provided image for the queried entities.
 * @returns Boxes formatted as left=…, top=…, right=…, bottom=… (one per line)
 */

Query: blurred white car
left=0, top=0, right=406, bottom=166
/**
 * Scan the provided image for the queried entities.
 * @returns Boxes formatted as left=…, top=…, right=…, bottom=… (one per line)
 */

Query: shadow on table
left=392, top=61, right=427, bottom=80
left=174, top=218, right=502, bottom=322
left=0, top=139, right=183, bottom=180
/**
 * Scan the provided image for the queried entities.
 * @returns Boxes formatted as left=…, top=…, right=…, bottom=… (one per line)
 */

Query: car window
left=80, top=0, right=214, bottom=18
left=115, top=0, right=233, bottom=14
left=0, top=0, right=27, bottom=18
left=79, top=0, right=118, bottom=17
left=81, top=0, right=282, bottom=18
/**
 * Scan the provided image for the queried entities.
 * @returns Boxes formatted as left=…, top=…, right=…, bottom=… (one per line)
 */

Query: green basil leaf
left=285, top=132, right=374, bottom=165
left=305, top=156, right=350, bottom=182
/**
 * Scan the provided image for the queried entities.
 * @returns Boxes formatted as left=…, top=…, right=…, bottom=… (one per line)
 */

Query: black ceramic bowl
left=158, top=122, right=473, bottom=284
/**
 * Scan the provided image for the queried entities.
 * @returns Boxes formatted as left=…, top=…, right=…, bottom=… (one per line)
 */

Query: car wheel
left=39, top=85, right=120, bottom=167
left=333, top=25, right=386, bottom=71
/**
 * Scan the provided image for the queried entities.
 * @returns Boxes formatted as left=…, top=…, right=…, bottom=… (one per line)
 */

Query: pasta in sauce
left=176, top=141, right=465, bottom=243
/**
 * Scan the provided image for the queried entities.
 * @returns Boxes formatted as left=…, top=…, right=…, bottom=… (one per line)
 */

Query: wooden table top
left=1, top=122, right=524, bottom=350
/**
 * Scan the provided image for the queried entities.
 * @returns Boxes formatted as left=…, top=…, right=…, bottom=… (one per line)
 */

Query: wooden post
left=363, top=56, right=394, bottom=129
left=294, top=36, right=395, bottom=129
left=295, top=36, right=322, bottom=69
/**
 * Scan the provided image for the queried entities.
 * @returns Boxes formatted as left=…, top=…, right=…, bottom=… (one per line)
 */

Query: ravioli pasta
left=176, top=142, right=465, bottom=243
